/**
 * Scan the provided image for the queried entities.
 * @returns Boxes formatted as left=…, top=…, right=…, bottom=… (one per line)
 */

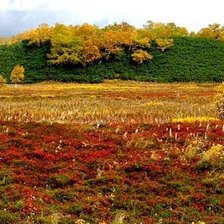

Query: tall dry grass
left=0, top=80, right=219, bottom=124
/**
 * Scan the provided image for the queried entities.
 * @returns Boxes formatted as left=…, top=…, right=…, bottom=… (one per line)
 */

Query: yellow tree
left=10, top=65, right=25, bottom=87
left=131, top=49, right=153, bottom=64
left=143, top=21, right=188, bottom=40
left=0, top=74, right=6, bottom=88
left=10, top=24, right=53, bottom=45
left=75, top=24, right=102, bottom=64
left=134, top=32, right=151, bottom=49
left=198, top=23, right=224, bottom=40
left=100, top=22, right=137, bottom=60
left=49, top=24, right=84, bottom=65
left=155, top=38, right=174, bottom=52
left=27, top=23, right=53, bottom=45
left=82, top=40, right=101, bottom=64
left=100, top=30, right=124, bottom=60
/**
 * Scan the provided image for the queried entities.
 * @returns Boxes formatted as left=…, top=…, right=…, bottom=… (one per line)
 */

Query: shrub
left=0, top=210, right=18, bottom=224
left=199, top=144, right=224, bottom=168
left=36, top=213, right=62, bottom=224
left=0, top=169, right=13, bottom=186
left=36, top=217, right=52, bottom=224
left=184, top=138, right=206, bottom=160
left=10, top=65, right=25, bottom=85
left=74, top=219, right=90, bottom=224
left=112, top=211, right=126, bottom=224
left=215, top=86, right=224, bottom=119
left=14, top=200, right=25, bottom=210
left=48, top=174, right=72, bottom=188
left=67, top=203, right=84, bottom=215
left=0, top=74, right=6, bottom=86
left=53, top=190, right=73, bottom=202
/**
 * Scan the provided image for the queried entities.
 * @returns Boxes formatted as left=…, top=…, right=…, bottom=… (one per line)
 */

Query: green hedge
left=1, top=37, right=224, bottom=83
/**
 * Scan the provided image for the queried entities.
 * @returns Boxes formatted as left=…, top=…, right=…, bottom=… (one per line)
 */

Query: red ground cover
left=0, top=121, right=223, bottom=223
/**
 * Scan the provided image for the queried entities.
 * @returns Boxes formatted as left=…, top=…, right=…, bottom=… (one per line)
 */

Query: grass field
left=0, top=81, right=219, bottom=124
left=0, top=81, right=224, bottom=224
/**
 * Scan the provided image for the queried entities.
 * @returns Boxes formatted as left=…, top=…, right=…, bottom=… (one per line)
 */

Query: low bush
left=0, top=210, right=18, bottom=224
left=200, top=144, right=224, bottom=169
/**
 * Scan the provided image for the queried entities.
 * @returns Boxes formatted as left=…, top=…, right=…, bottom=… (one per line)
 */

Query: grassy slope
left=1, top=37, right=224, bottom=83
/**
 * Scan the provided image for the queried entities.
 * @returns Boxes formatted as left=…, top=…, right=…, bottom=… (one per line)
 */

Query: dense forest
left=1, top=21, right=224, bottom=83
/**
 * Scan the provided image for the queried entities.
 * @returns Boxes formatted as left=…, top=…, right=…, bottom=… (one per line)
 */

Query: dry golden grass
left=0, top=80, right=220, bottom=124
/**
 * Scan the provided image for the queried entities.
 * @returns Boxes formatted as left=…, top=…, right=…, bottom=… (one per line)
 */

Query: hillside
left=1, top=37, right=224, bottom=83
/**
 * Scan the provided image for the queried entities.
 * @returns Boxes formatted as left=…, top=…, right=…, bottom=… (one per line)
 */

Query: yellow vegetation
left=201, top=144, right=224, bottom=168
left=172, top=117, right=219, bottom=123
left=0, top=81, right=219, bottom=124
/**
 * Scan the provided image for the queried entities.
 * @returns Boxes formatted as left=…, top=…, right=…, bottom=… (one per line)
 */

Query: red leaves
left=0, top=120, right=224, bottom=222
left=33, top=149, right=56, bottom=160
left=77, top=149, right=113, bottom=163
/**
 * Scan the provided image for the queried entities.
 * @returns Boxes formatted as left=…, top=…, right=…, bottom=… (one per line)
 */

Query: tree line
left=1, top=21, right=189, bottom=66
left=1, top=21, right=223, bottom=67
left=1, top=21, right=224, bottom=84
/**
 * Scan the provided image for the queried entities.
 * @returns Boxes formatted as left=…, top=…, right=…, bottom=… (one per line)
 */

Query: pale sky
left=1, top=0, right=224, bottom=36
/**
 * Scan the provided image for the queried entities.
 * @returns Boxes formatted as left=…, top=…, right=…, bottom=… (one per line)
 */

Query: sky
left=0, top=0, right=224, bottom=36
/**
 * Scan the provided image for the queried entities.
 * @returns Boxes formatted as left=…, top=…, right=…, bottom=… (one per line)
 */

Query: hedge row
left=1, top=37, right=224, bottom=83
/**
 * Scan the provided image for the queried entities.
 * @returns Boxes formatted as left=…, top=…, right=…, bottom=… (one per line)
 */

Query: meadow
left=0, top=81, right=218, bottom=124
left=0, top=81, right=224, bottom=224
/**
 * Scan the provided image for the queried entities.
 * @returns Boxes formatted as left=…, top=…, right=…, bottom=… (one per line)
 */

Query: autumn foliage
left=0, top=81, right=223, bottom=223
left=155, top=38, right=174, bottom=52
left=1, top=21, right=224, bottom=69
left=1, top=21, right=224, bottom=83
left=0, top=120, right=223, bottom=223
left=10, top=65, right=25, bottom=85
left=3, top=21, right=190, bottom=67
left=131, top=49, right=153, bottom=64
left=0, top=74, right=6, bottom=87
left=48, top=22, right=154, bottom=65
left=198, top=23, right=224, bottom=41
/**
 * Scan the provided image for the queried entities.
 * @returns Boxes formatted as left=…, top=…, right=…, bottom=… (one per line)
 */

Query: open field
left=0, top=81, right=219, bottom=124
left=0, top=81, right=224, bottom=224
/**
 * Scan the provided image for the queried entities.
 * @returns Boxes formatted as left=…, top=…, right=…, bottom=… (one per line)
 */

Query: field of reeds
left=0, top=81, right=219, bottom=124
left=0, top=81, right=223, bottom=224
